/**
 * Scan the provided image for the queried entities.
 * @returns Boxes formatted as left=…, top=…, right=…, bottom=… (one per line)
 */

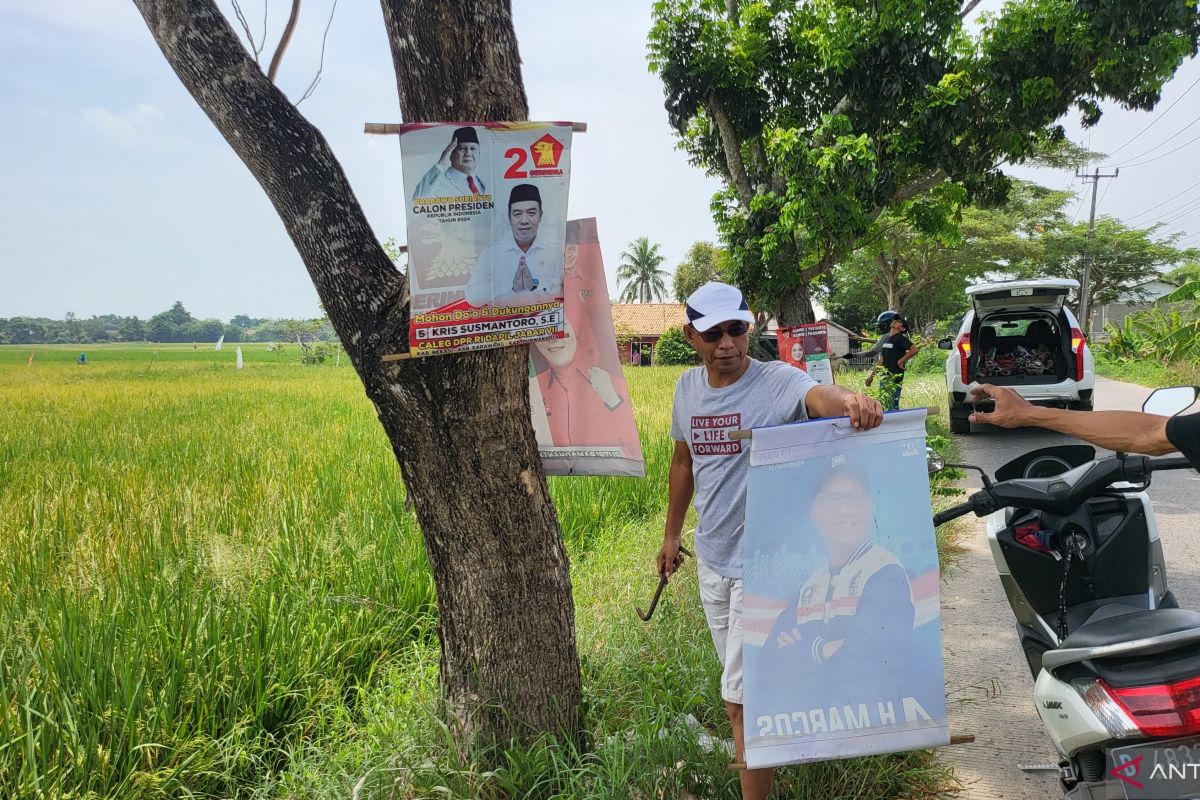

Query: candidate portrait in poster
left=741, top=416, right=947, bottom=766
left=758, top=461, right=915, bottom=710
left=412, top=125, right=488, bottom=200
left=465, top=183, right=563, bottom=308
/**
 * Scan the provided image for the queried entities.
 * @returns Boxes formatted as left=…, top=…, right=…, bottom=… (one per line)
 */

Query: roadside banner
left=530, top=219, right=644, bottom=477
left=741, top=409, right=948, bottom=767
left=399, top=121, right=573, bottom=356
left=779, top=322, right=835, bottom=385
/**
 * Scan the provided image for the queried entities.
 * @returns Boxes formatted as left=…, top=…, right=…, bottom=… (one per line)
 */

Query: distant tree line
left=0, top=301, right=338, bottom=345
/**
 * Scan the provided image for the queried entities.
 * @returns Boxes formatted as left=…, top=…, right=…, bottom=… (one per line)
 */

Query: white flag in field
left=215, top=334, right=225, bottom=351
left=236, top=346, right=243, bottom=369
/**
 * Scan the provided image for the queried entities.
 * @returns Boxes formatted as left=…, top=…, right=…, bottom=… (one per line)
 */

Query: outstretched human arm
left=969, top=384, right=1175, bottom=454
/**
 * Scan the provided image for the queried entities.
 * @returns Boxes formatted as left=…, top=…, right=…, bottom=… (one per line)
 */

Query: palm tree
left=617, top=237, right=670, bottom=303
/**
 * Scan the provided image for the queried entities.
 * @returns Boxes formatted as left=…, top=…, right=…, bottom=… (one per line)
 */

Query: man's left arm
left=805, top=384, right=884, bottom=431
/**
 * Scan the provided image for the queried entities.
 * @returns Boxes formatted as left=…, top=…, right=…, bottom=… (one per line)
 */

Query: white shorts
left=697, top=560, right=744, bottom=704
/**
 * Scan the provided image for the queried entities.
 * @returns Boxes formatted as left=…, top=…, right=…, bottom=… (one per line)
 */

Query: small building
left=1091, top=279, right=1178, bottom=336
left=609, top=303, right=684, bottom=365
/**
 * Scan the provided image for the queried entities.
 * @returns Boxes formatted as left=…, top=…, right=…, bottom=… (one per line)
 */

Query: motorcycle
left=930, top=386, right=1200, bottom=799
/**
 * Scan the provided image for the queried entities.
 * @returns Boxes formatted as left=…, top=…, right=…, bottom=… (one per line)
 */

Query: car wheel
left=950, top=416, right=971, bottom=435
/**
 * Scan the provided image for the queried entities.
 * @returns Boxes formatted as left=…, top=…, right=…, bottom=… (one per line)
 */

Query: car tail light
left=1075, top=677, right=1200, bottom=738
left=1070, top=327, right=1086, bottom=379
left=956, top=333, right=971, bottom=381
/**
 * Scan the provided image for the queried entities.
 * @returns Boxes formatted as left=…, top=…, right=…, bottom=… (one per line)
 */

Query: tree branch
left=295, top=0, right=338, bottom=105
left=706, top=94, right=755, bottom=205
left=267, top=0, right=300, bottom=82
left=959, top=0, right=984, bottom=18
left=132, top=0, right=401, bottom=368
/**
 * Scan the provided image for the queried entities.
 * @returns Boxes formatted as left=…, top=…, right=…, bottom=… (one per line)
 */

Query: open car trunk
left=969, top=311, right=1071, bottom=384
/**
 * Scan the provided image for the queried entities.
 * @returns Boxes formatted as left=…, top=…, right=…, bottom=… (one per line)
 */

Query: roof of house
left=610, top=303, right=685, bottom=336
left=1114, top=279, right=1178, bottom=304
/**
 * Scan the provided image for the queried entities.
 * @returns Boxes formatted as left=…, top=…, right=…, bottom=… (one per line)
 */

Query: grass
left=1093, top=352, right=1200, bottom=389
left=0, top=345, right=960, bottom=799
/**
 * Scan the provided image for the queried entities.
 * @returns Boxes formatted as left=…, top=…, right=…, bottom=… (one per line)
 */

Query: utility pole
left=1077, top=167, right=1119, bottom=334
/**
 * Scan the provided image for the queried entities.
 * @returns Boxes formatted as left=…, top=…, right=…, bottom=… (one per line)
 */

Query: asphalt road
left=940, top=376, right=1200, bottom=799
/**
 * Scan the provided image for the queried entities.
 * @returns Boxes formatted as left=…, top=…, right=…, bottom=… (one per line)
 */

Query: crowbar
left=637, top=545, right=692, bottom=621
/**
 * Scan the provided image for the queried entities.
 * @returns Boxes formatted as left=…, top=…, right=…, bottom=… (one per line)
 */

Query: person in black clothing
left=969, top=384, right=1200, bottom=469
left=865, top=312, right=919, bottom=411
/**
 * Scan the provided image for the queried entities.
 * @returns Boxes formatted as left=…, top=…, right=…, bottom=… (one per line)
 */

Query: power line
left=1154, top=195, right=1200, bottom=228
left=1102, top=73, right=1200, bottom=160
left=1121, top=129, right=1200, bottom=169
left=1125, top=178, right=1200, bottom=222
left=1111, top=112, right=1200, bottom=166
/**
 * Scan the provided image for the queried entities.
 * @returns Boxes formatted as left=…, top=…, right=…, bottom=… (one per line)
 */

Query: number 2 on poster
left=504, top=148, right=528, bottom=179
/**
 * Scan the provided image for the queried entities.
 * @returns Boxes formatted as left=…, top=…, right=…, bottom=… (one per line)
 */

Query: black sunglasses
left=696, top=321, right=750, bottom=342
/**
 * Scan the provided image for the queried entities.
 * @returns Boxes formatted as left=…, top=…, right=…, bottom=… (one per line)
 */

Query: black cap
left=508, top=183, right=542, bottom=211
left=453, top=126, right=479, bottom=145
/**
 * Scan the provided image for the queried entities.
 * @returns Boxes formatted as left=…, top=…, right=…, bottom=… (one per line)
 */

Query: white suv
left=942, top=278, right=1095, bottom=435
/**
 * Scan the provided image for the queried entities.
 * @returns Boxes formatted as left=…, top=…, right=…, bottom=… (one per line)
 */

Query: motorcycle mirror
left=1142, top=386, right=1199, bottom=417
left=926, top=447, right=946, bottom=475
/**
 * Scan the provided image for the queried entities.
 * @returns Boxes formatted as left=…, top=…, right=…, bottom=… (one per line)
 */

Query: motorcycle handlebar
left=930, top=454, right=1193, bottom=528
left=933, top=499, right=979, bottom=527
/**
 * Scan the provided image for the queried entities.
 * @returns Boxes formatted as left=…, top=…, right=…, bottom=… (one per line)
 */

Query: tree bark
left=777, top=281, right=817, bottom=326
left=133, top=0, right=580, bottom=753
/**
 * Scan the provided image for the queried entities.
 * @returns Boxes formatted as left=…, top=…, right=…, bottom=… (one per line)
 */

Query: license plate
left=1011, top=287, right=1034, bottom=296
left=1110, top=736, right=1200, bottom=799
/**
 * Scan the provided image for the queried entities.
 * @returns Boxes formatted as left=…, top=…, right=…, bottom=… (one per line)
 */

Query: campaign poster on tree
left=741, top=410, right=948, bottom=767
left=529, top=219, right=645, bottom=478
left=398, top=121, right=573, bottom=356
left=779, top=323, right=835, bottom=385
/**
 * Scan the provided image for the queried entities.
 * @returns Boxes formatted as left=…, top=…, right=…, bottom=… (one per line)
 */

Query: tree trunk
left=777, top=281, right=817, bottom=326
left=133, top=0, right=580, bottom=752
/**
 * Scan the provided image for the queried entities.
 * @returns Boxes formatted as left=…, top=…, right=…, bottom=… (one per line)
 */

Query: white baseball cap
left=684, top=281, right=754, bottom=332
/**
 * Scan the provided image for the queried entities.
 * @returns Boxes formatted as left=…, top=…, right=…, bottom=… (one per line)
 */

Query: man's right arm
left=658, top=439, right=694, bottom=577
left=970, top=384, right=1176, bottom=454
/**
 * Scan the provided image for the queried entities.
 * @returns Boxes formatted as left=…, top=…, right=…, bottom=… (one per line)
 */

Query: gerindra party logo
left=528, top=133, right=565, bottom=176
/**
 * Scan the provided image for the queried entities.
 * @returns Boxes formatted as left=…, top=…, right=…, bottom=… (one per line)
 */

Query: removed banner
left=399, top=121, right=573, bottom=356
left=741, top=409, right=948, bottom=767
left=530, top=219, right=644, bottom=477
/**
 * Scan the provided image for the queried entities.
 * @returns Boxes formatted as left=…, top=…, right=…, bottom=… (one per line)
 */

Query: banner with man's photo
left=779, top=322, right=835, bottom=385
left=741, top=409, right=948, bottom=767
left=398, top=121, right=573, bottom=356
left=529, top=219, right=645, bottom=477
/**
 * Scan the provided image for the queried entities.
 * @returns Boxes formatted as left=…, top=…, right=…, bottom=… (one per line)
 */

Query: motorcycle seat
left=1060, top=607, right=1200, bottom=651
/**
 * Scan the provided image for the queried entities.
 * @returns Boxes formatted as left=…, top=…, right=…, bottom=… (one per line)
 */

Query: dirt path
left=939, top=377, right=1200, bottom=798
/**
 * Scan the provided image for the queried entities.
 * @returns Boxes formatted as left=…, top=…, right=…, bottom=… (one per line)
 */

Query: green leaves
left=649, top=0, right=1200, bottom=322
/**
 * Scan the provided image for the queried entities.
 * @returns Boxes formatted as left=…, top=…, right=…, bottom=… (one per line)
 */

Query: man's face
left=450, top=141, right=479, bottom=174
left=510, top=201, right=542, bottom=245
left=685, top=320, right=749, bottom=376
left=812, top=473, right=873, bottom=551
left=890, top=318, right=907, bottom=335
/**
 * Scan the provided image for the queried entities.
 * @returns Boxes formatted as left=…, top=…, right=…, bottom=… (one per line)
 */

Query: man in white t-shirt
left=464, top=183, right=563, bottom=308
left=657, top=282, right=883, bottom=800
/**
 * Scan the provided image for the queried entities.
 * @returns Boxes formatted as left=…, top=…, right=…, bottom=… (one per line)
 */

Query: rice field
left=0, top=344, right=954, bottom=799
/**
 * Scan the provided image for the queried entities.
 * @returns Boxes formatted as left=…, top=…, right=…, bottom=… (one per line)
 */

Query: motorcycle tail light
left=957, top=333, right=971, bottom=381
left=1104, top=675, right=1200, bottom=738
left=1073, top=679, right=1140, bottom=739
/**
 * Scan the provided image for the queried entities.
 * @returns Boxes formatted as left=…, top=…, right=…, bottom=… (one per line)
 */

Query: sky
left=1, top=1, right=1199, bottom=321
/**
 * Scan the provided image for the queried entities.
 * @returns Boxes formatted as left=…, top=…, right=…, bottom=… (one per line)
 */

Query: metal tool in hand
left=637, top=545, right=692, bottom=621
